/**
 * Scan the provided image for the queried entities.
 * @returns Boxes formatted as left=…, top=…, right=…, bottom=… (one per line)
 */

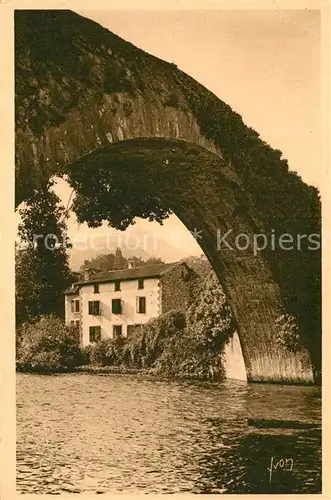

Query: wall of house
left=65, top=294, right=80, bottom=325
left=78, top=277, right=160, bottom=346
left=160, top=264, right=196, bottom=314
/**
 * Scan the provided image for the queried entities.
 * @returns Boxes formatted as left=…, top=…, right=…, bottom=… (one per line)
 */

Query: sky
left=18, top=8, right=322, bottom=262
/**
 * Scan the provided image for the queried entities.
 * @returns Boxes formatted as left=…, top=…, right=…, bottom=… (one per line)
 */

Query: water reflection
left=16, top=373, right=321, bottom=494
left=196, top=422, right=321, bottom=493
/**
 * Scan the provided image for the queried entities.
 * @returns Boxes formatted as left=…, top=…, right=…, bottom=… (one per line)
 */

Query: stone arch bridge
left=15, top=10, right=321, bottom=383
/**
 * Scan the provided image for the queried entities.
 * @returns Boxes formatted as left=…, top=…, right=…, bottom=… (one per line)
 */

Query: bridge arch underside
left=66, top=137, right=313, bottom=383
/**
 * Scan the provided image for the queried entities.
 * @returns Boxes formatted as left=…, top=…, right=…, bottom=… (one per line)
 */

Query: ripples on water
left=16, top=373, right=321, bottom=494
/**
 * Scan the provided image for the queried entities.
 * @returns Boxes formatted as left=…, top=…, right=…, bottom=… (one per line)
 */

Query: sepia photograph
left=2, top=1, right=327, bottom=496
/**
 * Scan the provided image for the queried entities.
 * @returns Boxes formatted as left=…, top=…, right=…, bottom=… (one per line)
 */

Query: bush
left=153, top=331, right=226, bottom=380
left=123, top=310, right=186, bottom=368
left=85, top=337, right=127, bottom=366
left=16, top=314, right=83, bottom=372
left=186, top=271, right=234, bottom=350
left=151, top=272, right=235, bottom=380
left=152, top=275, right=233, bottom=380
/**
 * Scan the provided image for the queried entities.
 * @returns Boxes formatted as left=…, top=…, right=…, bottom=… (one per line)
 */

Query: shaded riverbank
left=16, top=364, right=320, bottom=386
left=16, top=364, right=143, bottom=375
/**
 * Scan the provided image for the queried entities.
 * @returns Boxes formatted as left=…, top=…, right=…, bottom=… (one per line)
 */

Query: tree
left=79, top=253, right=165, bottom=274
left=80, top=253, right=116, bottom=273
left=16, top=181, right=73, bottom=325
left=144, top=257, right=164, bottom=266
left=113, top=247, right=127, bottom=269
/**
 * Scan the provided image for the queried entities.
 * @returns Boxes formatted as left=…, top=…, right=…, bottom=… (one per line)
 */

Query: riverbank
left=16, top=364, right=220, bottom=378
left=16, top=310, right=319, bottom=384
left=15, top=364, right=321, bottom=386
left=16, top=364, right=145, bottom=375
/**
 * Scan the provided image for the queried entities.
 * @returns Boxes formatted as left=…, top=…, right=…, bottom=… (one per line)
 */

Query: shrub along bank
left=16, top=314, right=85, bottom=372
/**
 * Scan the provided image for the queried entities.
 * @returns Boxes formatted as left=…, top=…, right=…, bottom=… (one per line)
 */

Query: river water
left=16, top=373, right=322, bottom=494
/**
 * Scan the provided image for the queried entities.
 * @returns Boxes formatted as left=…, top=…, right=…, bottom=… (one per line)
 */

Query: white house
left=64, top=261, right=197, bottom=346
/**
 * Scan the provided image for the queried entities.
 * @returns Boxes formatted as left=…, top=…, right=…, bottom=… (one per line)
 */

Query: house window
left=94, top=283, right=100, bottom=294
left=127, top=325, right=135, bottom=337
left=112, top=298, right=122, bottom=314
left=114, top=281, right=121, bottom=291
left=70, top=320, right=75, bottom=326
left=71, top=299, right=80, bottom=313
left=89, top=326, right=101, bottom=343
left=113, top=325, right=122, bottom=338
left=88, top=300, right=100, bottom=315
left=137, top=297, right=146, bottom=314
left=75, top=320, right=80, bottom=328
left=138, top=278, right=144, bottom=289
left=127, top=324, right=143, bottom=338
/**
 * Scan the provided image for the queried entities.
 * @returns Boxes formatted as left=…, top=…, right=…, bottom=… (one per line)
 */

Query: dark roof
left=64, top=261, right=188, bottom=294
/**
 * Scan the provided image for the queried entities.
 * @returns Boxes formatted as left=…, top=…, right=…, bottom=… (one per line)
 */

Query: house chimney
left=84, top=267, right=94, bottom=281
left=128, top=259, right=134, bottom=269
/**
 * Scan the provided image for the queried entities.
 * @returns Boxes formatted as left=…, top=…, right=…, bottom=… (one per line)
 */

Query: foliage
left=80, top=251, right=164, bottom=273
left=83, top=311, right=186, bottom=369
left=182, top=255, right=213, bottom=304
left=84, top=337, right=127, bottom=366
left=16, top=315, right=83, bottom=372
left=16, top=182, right=74, bottom=325
left=275, top=314, right=303, bottom=353
left=182, top=254, right=211, bottom=279
left=186, top=271, right=235, bottom=349
left=153, top=334, right=226, bottom=380
left=81, top=254, right=115, bottom=273
left=82, top=310, right=186, bottom=372
left=141, top=271, right=233, bottom=379
left=144, top=257, right=165, bottom=266
left=114, top=247, right=126, bottom=270
left=68, top=155, right=172, bottom=231
left=123, top=310, right=186, bottom=368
